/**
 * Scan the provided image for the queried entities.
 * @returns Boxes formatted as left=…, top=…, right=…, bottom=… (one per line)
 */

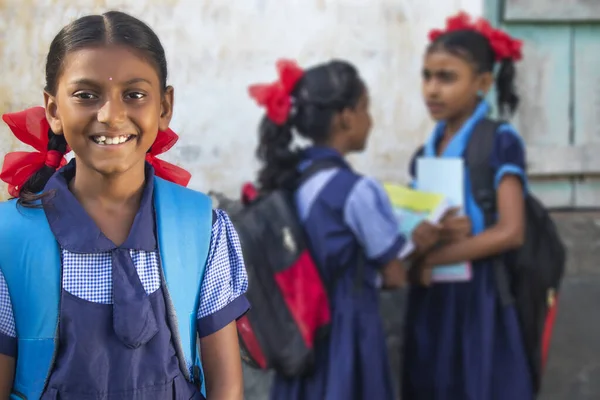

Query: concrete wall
left=0, top=0, right=481, bottom=201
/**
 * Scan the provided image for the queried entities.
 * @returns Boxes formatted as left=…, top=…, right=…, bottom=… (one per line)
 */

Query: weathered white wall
left=0, top=0, right=481, bottom=201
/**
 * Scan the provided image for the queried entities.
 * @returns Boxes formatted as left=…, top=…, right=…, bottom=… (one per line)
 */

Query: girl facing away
left=402, top=12, right=533, bottom=400
left=0, top=11, right=248, bottom=400
left=247, top=59, right=440, bottom=400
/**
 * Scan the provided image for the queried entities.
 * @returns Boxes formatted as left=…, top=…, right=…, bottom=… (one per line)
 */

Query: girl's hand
left=438, top=207, right=471, bottom=243
left=412, top=221, right=441, bottom=253
left=441, top=214, right=472, bottom=243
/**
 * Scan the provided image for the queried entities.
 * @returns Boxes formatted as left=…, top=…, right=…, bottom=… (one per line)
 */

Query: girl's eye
left=126, top=92, right=146, bottom=100
left=74, top=92, right=97, bottom=100
left=438, top=71, right=456, bottom=83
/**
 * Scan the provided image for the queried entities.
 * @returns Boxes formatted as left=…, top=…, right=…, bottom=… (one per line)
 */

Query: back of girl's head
left=18, top=11, right=167, bottom=205
left=427, top=16, right=521, bottom=118
left=254, top=60, right=364, bottom=192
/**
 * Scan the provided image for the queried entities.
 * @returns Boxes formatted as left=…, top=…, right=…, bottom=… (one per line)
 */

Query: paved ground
left=537, top=212, right=600, bottom=400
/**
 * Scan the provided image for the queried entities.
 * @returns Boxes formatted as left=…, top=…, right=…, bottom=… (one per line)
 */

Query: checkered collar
left=42, top=159, right=157, bottom=253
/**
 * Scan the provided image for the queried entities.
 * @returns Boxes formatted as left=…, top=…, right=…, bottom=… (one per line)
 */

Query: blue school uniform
left=0, top=161, right=249, bottom=399
left=402, top=101, right=533, bottom=399
left=270, top=146, right=405, bottom=400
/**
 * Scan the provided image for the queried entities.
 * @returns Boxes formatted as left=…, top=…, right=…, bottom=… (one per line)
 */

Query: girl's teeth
left=94, top=135, right=132, bottom=145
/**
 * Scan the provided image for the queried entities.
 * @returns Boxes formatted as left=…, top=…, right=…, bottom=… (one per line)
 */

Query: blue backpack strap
left=0, top=200, right=61, bottom=400
left=153, top=177, right=212, bottom=395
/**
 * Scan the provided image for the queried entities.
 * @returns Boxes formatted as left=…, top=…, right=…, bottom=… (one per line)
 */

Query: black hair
left=428, top=29, right=519, bottom=118
left=17, top=11, right=168, bottom=207
left=256, top=60, right=365, bottom=192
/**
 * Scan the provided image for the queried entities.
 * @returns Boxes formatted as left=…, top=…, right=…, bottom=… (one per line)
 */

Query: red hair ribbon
left=248, top=59, right=304, bottom=125
left=145, top=128, right=192, bottom=187
left=0, top=107, right=71, bottom=197
left=428, top=11, right=523, bottom=62
left=241, top=182, right=259, bottom=205
left=0, top=106, right=191, bottom=197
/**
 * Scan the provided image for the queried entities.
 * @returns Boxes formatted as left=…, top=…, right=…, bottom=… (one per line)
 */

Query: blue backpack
left=0, top=177, right=212, bottom=400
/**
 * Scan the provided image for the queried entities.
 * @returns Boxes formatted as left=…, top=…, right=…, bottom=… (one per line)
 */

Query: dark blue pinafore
left=39, top=163, right=201, bottom=400
left=402, top=102, right=533, bottom=399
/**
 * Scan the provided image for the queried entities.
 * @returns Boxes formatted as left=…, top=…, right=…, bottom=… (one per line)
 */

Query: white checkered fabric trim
left=0, top=277, right=15, bottom=337
left=62, top=250, right=162, bottom=304
left=197, top=209, right=248, bottom=319
left=0, top=208, right=248, bottom=338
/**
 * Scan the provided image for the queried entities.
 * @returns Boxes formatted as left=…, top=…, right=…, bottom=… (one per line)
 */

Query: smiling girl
left=0, top=11, right=248, bottom=400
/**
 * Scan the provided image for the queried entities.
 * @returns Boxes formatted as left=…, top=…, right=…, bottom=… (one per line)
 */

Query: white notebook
left=416, top=157, right=472, bottom=282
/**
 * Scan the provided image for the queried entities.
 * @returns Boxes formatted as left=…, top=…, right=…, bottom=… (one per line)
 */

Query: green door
left=485, top=0, right=600, bottom=208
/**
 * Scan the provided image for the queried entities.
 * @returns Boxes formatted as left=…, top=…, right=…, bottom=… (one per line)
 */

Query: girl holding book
left=402, top=12, right=532, bottom=399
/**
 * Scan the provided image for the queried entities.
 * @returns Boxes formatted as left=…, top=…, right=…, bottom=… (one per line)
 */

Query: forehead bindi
left=59, top=45, right=161, bottom=89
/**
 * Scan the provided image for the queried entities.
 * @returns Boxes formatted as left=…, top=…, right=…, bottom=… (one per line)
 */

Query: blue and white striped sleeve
left=196, top=209, right=250, bottom=338
left=343, top=177, right=406, bottom=266
left=0, top=270, right=16, bottom=357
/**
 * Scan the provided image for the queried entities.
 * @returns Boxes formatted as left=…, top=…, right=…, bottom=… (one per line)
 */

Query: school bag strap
left=296, top=158, right=344, bottom=186
left=465, top=118, right=514, bottom=306
left=0, top=199, right=61, bottom=400
left=466, top=118, right=502, bottom=226
left=153, top=177, right=213, bottom=393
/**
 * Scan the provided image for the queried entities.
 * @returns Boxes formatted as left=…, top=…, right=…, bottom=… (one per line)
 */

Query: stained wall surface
left=0, top=0, right=481, bottom=201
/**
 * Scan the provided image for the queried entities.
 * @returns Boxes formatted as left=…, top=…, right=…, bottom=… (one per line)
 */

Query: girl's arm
left=196, top=210, right=250, bottom=400
left=422, top=127, right=528, bottom=268
left=344, top=176, right=426, bottom=289
left=423, top=175, right=525, bottom=267
left=200, top=322, right=243, bottom=399
left=0, top=355, right=14, bottom=398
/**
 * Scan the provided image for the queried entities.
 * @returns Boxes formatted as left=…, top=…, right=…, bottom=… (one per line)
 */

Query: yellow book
left=383, top=183, right=451, bottom=221
left=383, top=182, right=472, bottom=282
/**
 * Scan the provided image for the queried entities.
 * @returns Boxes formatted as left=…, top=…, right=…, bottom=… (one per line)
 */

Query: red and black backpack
left=229, top=159, right=359, bottom=377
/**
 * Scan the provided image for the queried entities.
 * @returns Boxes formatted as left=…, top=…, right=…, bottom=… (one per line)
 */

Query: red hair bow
left=428, top=11, right=523, bottom=62
left=248, top=59, right=304, bottom=125
left=0, top=107, right=191, bottom=197
left=145, top=128, right=191, bottom=187
left=0, top=107, right=71, bottom=197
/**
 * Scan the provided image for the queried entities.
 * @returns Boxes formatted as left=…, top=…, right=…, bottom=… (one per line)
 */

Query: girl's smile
left=90, top=134, right=136, bottom=146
